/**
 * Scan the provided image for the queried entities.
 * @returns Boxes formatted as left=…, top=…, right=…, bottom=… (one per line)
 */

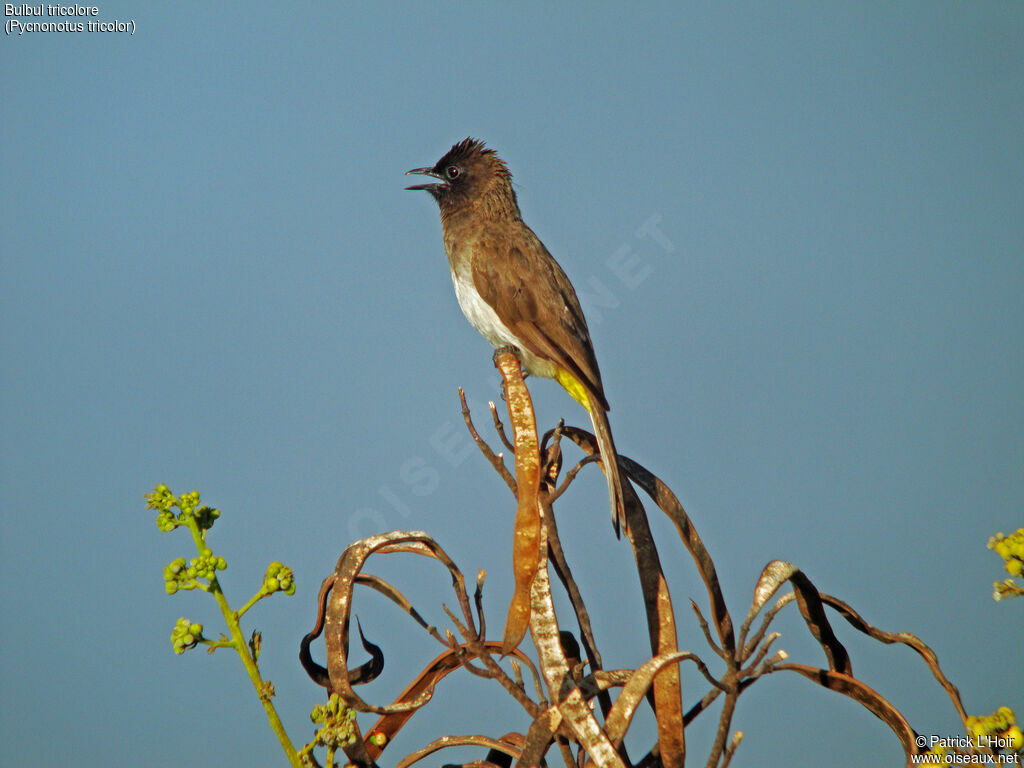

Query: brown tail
left=587, top=393, right=626, bottom=538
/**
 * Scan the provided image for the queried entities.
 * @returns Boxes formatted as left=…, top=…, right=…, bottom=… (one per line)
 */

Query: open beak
left=405, top=167, right=443, bottom=191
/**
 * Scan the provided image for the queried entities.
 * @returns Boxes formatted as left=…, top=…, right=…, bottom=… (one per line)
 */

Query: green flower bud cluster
left=145, top=483, right=176, bottom=512
left=164, top=558, right=194, bottom=594
left=309, top=694, right=358, bottom=749
left=263, top=562, right=296, bottom=596
left=177, top=490, right=202, bottom=514
left=148, top=484, right=182, bottom=531
left=988, top=529, right=1024, bottom=601
left=163, top=550, right=228, bottom=594
left=171, top=617, right=204, bottom=654
left=145, top=484, right=220, bottom=533
left=967, top=707, right=1024, bottom=754
left=191, top=548, right=227, bottom=580
left=155, top=509, right=178, bottom=532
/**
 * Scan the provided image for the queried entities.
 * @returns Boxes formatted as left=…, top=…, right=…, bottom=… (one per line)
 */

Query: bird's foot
left=492, top=346, right=528, bottom=379
left=492, top=345, right=520, bottom=362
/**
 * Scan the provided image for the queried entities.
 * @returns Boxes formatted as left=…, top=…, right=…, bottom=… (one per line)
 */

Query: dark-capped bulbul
left=406, top=138, right=625, bottom=536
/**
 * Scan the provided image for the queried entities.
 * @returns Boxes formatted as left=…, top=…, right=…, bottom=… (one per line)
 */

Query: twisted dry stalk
left=300, top=360, right=977, bottom=768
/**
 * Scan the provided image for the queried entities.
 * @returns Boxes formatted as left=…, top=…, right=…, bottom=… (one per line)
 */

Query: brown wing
left=471, top=225, right=610, bottom=411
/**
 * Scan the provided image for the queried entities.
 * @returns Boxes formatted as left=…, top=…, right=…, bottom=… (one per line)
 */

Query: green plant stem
left=186, top=521, right=302, bottom=768
left=203, top=639, right=235, bottom=651
left=235, top=590, right=266, bottom=619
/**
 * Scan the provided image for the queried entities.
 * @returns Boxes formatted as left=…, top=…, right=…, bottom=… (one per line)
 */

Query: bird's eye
left=445, top=166, right=460, bottom=180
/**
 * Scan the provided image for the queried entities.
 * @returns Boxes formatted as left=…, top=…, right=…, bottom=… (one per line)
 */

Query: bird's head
left=406, top=137, right=515, bottom=214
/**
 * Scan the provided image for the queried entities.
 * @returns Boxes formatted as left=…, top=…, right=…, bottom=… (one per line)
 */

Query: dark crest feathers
left=437, top=137, right=511, bottom=179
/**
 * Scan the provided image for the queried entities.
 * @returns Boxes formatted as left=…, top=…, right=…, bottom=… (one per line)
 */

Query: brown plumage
left=407, top=138, right=626, bottom=536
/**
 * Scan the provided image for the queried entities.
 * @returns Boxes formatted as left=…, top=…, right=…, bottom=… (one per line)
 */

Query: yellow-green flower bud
left=966, top=716, right=986, bottom=738
left=1005, top=725, right=1023, bottom=752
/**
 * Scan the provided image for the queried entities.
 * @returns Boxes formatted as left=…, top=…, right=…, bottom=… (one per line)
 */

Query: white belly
left=450, top=267, right=557, bottom=379
left=452, top=269, right=515, bottom=347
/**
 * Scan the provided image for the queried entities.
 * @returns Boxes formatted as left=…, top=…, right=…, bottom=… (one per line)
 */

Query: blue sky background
left=2, top=3, right=1022, bottom=766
